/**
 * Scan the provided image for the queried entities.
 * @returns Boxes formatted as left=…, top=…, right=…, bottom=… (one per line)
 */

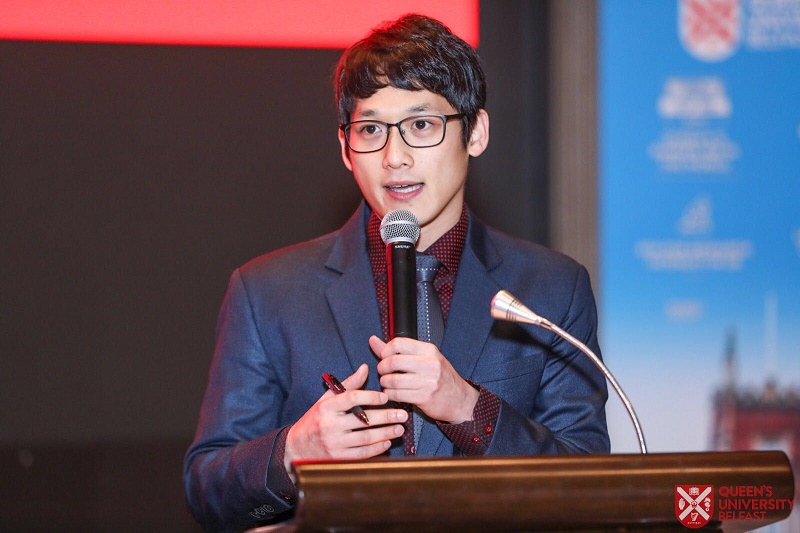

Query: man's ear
left=467, top=109, right=490, bottom=157
left=338, top=129, right=353, bottom=171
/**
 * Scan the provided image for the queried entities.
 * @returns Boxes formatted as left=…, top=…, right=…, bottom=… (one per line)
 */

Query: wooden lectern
left=249, top=451, right=795, bottom=532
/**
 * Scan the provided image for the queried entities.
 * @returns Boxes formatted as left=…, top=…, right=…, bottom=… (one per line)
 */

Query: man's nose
left=382, top=125, right=413, bottom=167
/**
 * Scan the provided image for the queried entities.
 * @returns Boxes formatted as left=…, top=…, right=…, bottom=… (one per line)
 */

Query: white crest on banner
left=679, top=0, right=741, bottom=61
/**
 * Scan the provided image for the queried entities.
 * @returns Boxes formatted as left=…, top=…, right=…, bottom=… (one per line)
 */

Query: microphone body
left=380, top=210, right=421, bottom=339
left=386, top=241, right=417, bottom=339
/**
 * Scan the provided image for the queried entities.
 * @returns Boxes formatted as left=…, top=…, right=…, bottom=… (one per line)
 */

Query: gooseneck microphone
left=380, top=210, right=421, bottom=339
left=490, top=290, right=648, bottom=454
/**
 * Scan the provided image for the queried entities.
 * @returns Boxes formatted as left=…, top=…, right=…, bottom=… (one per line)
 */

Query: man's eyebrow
left=406, top=104, right=433, bottom=114
left=353, top=103, right=436, bottom=120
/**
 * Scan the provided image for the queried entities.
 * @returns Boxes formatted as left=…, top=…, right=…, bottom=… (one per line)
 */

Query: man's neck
left=416, top=206, right=466, bottom=251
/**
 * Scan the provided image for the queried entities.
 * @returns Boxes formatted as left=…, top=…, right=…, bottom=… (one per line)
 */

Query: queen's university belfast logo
left=676, top=485, right=714, bottom=528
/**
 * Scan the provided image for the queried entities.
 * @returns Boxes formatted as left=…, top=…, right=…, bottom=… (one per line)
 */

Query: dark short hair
left=334, top=14, right=487, bottom=146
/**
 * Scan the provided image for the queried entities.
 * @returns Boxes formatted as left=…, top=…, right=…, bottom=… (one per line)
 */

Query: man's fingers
left=379, top=372, right=419, bottom=391
left=341, top=363, right=369, bottom=390
left=371, top=335, right=440, bottom=364
left=343, top=439, right=393, bottom=460
left=368, top=335, right=387, bottom=358
left=333, top=404, right=407, bottom=428
left=338, top=423, right=405, bottom=449
left=321, top=364, right=385, bottom=408
left=364, top=407, right=408, bottom=425
left=335, top=389, right=388, bottom=408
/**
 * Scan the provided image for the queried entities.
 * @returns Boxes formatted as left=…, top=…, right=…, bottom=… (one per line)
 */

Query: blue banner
left=599, top=0, right=800, bottom=491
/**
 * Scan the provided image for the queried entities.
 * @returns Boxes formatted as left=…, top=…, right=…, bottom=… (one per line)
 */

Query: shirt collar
left=367, top=205, right=469, bottom=278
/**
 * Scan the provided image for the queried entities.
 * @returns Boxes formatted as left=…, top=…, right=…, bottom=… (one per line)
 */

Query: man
left=184, top=14, right=609, bottom=531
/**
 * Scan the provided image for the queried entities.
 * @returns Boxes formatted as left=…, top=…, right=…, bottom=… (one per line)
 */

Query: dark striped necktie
left=410, top=253, right=444, bottom=450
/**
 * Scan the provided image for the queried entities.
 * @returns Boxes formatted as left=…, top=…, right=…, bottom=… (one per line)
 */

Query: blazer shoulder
left=237, top=204, right=368, bottom=284
left=240, top=230, right=339, bottom=276
left=479, top=225, right=597, bottom=332
left=226, top=231, right=346, bottom=303
left=482, top=225, right=586, bottom=278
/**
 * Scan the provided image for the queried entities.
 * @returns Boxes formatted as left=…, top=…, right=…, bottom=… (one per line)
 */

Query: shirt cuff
left=266, top=425, right=299, bottom=506
left=437, top=381, right=501, bottom=455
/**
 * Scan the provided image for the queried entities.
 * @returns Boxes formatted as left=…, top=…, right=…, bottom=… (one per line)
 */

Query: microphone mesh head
left=379, top=209, right=420, bottom=244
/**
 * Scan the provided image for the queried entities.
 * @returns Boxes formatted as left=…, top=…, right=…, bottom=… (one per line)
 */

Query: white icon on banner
left=666, top=299, right=704, bottom=322
left=650, top=77, right=740, bottom=174
left=679, top=195, right=714, bottom=235
left=658, top=78, right=731, bottom=120
left=746, top=0, right=800, bottom=50
left=635, top=195, right=754, bottom=271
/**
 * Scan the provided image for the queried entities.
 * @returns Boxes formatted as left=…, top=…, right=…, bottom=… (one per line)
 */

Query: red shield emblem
left=679, top=0, right=740, bottom=61
left=675, top=485, right=714, bottom=528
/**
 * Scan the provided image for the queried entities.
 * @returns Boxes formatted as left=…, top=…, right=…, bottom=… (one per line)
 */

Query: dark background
left=0, top=2, right=551, bottom=529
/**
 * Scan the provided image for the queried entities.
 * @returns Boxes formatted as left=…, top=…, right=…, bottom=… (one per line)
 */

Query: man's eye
left=410, top=119, right=433, bottom=131
left=357, top=123, right=382, bottom=135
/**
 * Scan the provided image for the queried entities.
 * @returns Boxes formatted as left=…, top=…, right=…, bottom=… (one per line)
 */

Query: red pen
left=322, top=373, right=370, bottom=426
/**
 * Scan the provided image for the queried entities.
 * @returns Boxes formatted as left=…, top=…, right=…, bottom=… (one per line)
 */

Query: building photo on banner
left=600, top=0, right=799, bottom=530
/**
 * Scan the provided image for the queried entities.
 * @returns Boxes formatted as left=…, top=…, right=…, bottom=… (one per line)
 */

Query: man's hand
left=284, top=363, right=407, bottom=471
left=370, top=335, right=479, bottom=424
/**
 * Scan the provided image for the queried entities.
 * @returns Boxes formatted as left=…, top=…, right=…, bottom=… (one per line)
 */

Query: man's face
left=339, top=86, right=488, bottom=250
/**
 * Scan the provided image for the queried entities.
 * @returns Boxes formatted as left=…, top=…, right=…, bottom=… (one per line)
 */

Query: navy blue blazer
left=184, top=203, right=609, bottom=530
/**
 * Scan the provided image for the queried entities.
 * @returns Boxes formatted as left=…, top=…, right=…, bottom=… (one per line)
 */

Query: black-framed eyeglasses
left=339, top=113, right=466, bottom=153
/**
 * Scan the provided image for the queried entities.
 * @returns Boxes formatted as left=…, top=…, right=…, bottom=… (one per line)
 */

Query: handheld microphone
left=380, top=210, right=420, bottom=339
left=490, top=290, right=648, bottom=454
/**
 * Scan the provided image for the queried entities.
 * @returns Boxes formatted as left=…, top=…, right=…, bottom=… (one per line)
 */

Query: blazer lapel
left=323, top=204, right=385, bottom=391
left=417, top=216, right=505, bottom=456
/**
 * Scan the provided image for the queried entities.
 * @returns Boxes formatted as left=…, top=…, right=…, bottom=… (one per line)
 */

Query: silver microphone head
left=379, top=209, right=420, bottom=245
left=490, top=290, right=546, bottom=326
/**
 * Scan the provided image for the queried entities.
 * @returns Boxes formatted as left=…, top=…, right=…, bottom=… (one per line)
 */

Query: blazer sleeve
left=484, top=265, right=610, bottom=456
left=183, top=269, right=296, bottom=532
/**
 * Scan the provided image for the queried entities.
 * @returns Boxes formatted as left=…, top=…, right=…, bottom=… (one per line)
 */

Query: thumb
left=341, top=363, right=369, bottom=390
